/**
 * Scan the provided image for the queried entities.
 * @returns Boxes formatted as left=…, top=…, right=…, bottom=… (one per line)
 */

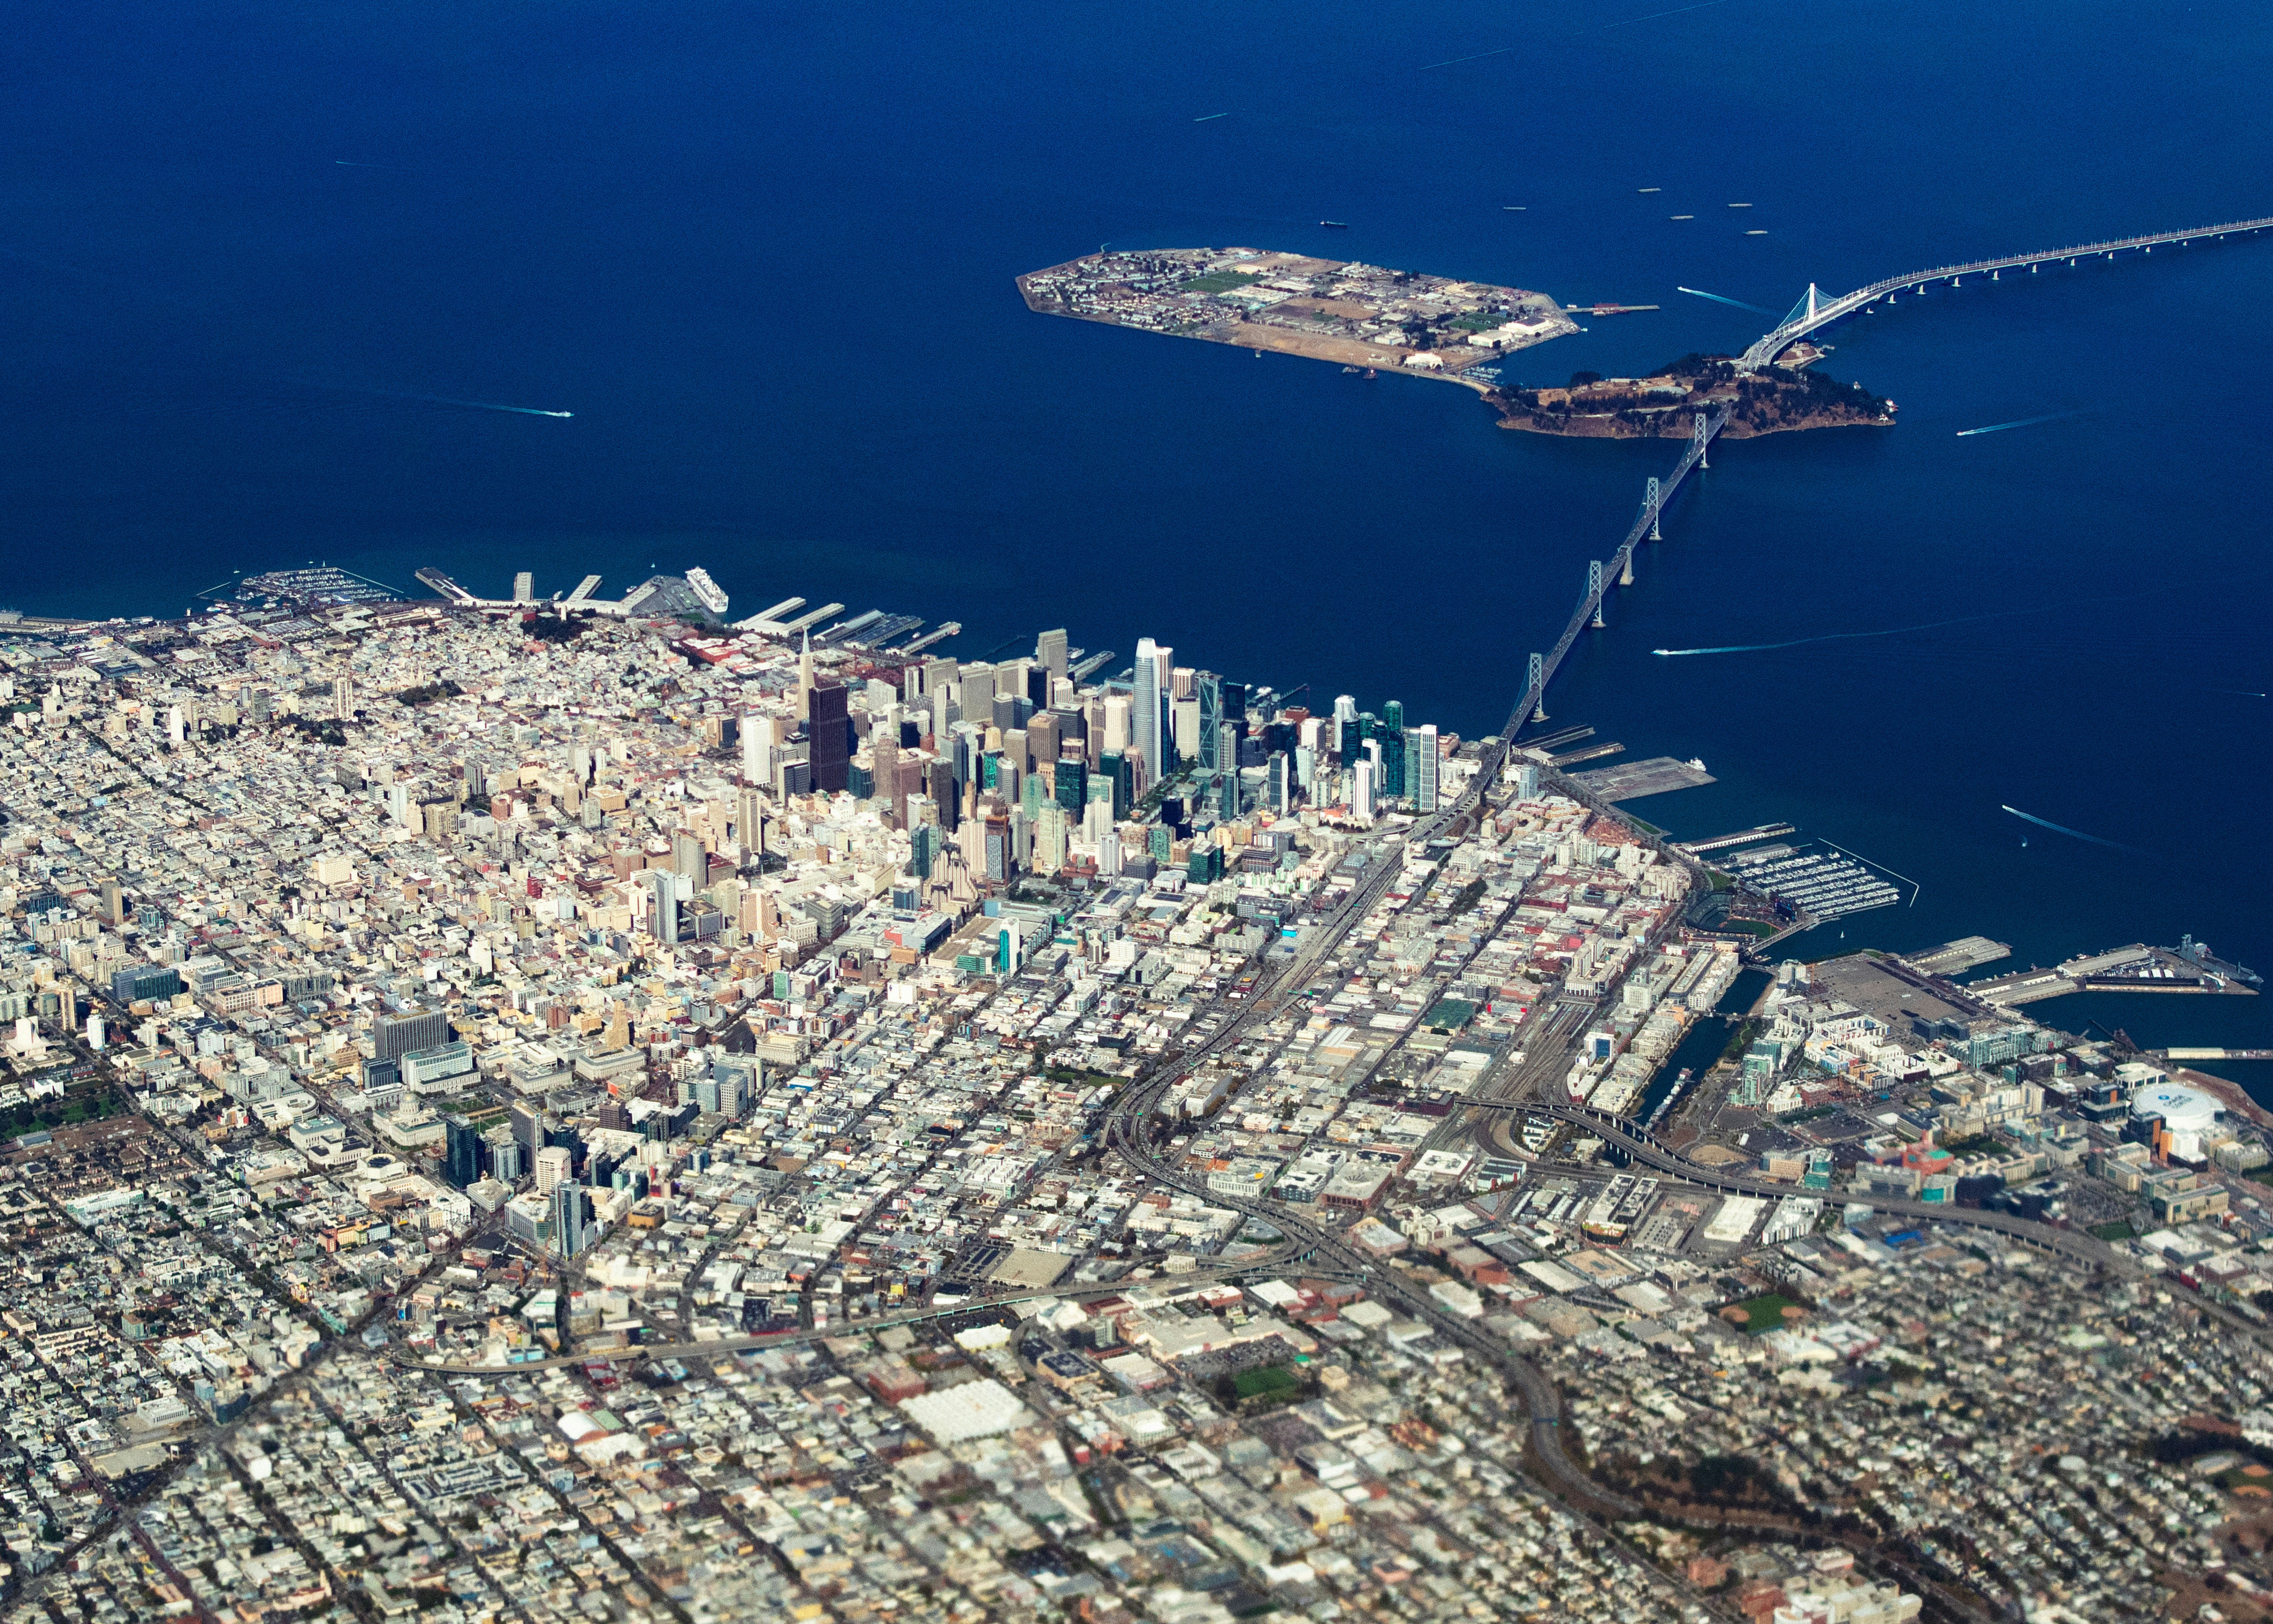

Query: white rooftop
left=898, top=1377, right=1033, bottom=1443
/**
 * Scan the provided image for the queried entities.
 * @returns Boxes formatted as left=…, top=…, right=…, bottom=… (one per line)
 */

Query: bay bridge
left=1502, top=404, right=1727, bottom=739
left=1501, top=211, right=2273, bottom=736
left=1736, top=214, right=2273, bottom=370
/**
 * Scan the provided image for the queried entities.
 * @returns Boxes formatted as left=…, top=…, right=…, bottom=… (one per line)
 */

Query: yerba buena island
left=0, top=534, right=2264, bottom=1624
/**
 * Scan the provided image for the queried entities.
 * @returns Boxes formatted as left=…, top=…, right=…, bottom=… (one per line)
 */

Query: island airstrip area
left=1015, top=247, right=1579, bottom=391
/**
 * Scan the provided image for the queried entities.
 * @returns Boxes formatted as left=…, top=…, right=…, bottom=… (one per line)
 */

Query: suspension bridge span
left=1736, top=213, right=2273, bottom=369
left=1508, top=404, right=1728, bottom=733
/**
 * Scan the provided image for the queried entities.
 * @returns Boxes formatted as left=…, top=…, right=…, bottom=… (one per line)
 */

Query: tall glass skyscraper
left=1409, top=725, right=1439, bottom=812
left=1196, top=672, right=1221, bottom=771
left=1133, top=639, right=1166, bottom=789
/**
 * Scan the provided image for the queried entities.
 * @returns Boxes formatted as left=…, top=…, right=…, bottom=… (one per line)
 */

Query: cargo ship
left=2176, top=935, right=2264, bottom=987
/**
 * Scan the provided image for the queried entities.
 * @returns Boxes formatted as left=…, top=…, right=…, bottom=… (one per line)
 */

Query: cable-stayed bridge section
left=1736, top=214, right=2273, bottom=369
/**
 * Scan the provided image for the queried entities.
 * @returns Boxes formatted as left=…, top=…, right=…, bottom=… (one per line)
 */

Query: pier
left=1521, top=724, right=1595, bottom=753
left=1546, top=741, right=1624, bottom=767
left=1675, top=823, right=1797, bottom=855
left=1567, top=756, right=1715, bottom=801
left=1900, top=936, right=2012, bottom=977
left=1970, top=943, right=2263, bottom=1007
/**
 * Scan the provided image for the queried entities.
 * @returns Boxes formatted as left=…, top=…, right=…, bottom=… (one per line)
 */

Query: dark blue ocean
left=4, top=1, right=2269, bottom=1080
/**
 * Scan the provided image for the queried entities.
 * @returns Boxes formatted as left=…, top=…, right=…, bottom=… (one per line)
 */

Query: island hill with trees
left=1489, top=352, right=1896, bottom=439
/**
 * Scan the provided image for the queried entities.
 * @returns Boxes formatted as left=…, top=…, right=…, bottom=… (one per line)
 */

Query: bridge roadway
left=1737, top=213, right=2273, bottom=369
left=1513, top=402, right=1732, bottom=730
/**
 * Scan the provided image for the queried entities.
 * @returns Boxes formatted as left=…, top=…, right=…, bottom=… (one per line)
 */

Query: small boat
left=1341, top=365, right=1361, bottom=374
left=1319, top=219, right=1349, bottom=229
left=1363, top=367, right=1377, bottom=379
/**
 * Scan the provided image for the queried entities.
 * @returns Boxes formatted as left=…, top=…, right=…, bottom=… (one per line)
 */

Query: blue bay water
left=1, top=0, right=2268, bottom=1080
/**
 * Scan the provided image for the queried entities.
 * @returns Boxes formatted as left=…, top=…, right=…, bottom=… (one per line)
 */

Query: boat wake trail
left=1956, top=411, right=2081, bottom=437
left=2001, top=805, right=2140, bottom=853
left=1676, top=286, right=1775, bottom=315
left=1651, top=606, right=2036, bottom=657
left=346, top=388, right=572, bottom=418
left=1418, top=45, right=1516, bottom=70
left=415, top=395, right=572, bottom=418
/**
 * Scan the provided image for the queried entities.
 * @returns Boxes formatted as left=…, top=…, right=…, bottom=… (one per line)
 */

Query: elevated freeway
left=1476, top=1098, right=2123, bottom=1269
left=1500, top=1098, right=2273, bottom=1351
left=1094, top=759, right=1651, bottom=1514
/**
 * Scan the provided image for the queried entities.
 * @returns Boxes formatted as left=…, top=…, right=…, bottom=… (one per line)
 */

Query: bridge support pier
left=1527, top=652, right=1545, bottom=723
left=1646, top=476, right=1662, bottom=540
left=1618, top=551, right=1634, bottom=587
left=1588, top=561, right=1605, bottom=628
left=1691, top=412, right=1710, bottom=469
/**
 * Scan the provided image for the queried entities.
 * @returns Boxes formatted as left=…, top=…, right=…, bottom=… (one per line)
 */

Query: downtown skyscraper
left=1132, top=637, right=1170, bottom=790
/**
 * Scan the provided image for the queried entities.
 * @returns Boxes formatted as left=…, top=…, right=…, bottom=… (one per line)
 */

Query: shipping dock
left=1969, top=942, right=2264, bottom=1008
left=1900, top=936, right=2013, bottom=977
